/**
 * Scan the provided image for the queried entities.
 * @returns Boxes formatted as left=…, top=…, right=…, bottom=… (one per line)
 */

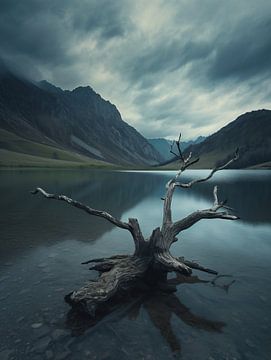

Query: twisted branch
left=31, top=187, right=131, bottom=231
left=179, top=257, right=218, bottom=275
left=162, top=131, right=239, bottom=236
left=171, top=185, right=239, bottom=236
left=162, top=133, right=200, bottom=232
left=175, top=148, right=239, bottom=189
left=154, top=252, right=192, bottom=275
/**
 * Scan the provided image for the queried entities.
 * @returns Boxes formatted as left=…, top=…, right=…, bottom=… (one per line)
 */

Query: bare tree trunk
left=32, top=134, right=239, bottom=316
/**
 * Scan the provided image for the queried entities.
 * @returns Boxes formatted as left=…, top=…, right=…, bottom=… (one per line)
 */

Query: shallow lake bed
left=0, top=169, right=270, bottom=360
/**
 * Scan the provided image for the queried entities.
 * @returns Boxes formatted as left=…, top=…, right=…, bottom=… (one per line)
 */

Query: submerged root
left=65, top=253, right=218, bottom=316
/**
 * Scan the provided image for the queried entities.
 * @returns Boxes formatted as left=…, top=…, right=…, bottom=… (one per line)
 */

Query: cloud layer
left=1, top=0, right=270, bottom=139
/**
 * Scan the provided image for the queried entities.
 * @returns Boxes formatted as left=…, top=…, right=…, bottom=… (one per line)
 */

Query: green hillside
left=0, top=129, right=112, bottom=168
left=160, top=110, right=271, bottom=169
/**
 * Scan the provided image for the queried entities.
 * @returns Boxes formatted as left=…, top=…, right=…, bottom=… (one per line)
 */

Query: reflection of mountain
left=139, top=171, right=271, bottom=225
left=174, top=172, right=271, bottom=225
left=1, top=170, right=270, bottom=261
left=0, top=171, right=162, bottom=258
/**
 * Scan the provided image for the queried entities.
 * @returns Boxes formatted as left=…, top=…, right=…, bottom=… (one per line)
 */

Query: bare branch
left=178, top=257, right=217, bottom=275
left=162, top=134, right=199, bottom=232
left=170, top=140, right=179, bottom=158
left=31, top=187, right=131, bottom=231
left=170, top=132, right=184, bottom=162
left=171, top=184, right=239, bottom=236
left=162, top=182, right=175, bottom=229
left=213, top=185, right=219, bottom=207
left=183, top=156, right=200, bottom=169
left=175, top=135, right=184, bottom=162
left=175, top=148, right=239, bottom=189
left=211, top=186, right=234, bottom=212
left=172, top=210, right=238, bottom=236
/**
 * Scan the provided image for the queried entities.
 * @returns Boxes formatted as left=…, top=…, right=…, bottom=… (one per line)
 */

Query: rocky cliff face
left=0, top=69, right=162, bottom=165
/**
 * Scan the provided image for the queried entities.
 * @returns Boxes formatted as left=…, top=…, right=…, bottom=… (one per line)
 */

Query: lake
left=0, top=169, right=270, bottom=360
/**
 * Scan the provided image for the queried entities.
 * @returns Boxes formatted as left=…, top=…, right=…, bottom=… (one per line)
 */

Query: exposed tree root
left=32, top=132, right=239, bottom=316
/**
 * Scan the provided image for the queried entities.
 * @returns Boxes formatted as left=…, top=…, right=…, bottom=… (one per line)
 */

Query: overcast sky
left=0, top=0, right=270, bottom=139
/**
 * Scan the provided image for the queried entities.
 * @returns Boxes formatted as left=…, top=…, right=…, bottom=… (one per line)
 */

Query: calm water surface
left=0, top=169, right=270, bottom=360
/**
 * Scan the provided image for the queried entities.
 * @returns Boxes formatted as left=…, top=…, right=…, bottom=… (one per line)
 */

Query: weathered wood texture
left=32, top=133, right=239, bottom=316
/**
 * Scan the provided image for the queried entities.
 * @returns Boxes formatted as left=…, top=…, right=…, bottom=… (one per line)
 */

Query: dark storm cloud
left=209, top=17, right=271, bottom=81
left=0, top=1, right=65, bottom=66
left=126, top=39, right=212, bottom=85
left=0, top=0, right=270, bottom=139
left=71, top=0, right=127, bottom=39
left=123, top=9, right=271, bottom=89
left=0, top=0, right=126, bottom=69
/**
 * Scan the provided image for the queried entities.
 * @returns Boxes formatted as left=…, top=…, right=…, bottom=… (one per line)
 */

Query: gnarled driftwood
left=31, top=133, right=239, bottom=316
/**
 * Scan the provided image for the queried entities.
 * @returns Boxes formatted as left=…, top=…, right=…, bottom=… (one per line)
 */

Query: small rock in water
left=55, top=350, right=71, bottom=360
left=31, top=323, right=43, bottom=329
left=42, top=268, right=51, bottom=273
left=51, top=329, right=68, bottom=340
left=54, top=288, right=65, bottom=292
left=63, top=337, right=75, bottom=350
left=100, top=351, right=111, bottom=360
left=16, top=316, right=25, bottom=322
left=33, top=325, right=51, bottom=339
left=31, top=336, right=52, bottom=353
left=244, top=352, right=256, bottom=360
left=42, top=307, right=50, bottom=312
left=19, top=288, right=31, bottom=295
left=245, top=339, right=256, bottom=348
left=45, top=350, right=54, bottom=359
left=37, top=262, right=48, bottom=268
left=0, top=349, right=15, bottom=360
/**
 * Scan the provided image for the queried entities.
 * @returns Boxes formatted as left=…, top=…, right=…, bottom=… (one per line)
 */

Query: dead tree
left=31, top=133, right=239, bottom=316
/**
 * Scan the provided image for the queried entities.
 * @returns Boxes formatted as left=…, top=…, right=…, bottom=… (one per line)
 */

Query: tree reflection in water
left=65, top=274, right=235, bottom=355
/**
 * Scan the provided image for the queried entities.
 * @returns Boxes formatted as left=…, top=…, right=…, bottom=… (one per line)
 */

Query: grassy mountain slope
left=0, top=68, right=162, bottom=166
left=0, top=128, right=111, bottom=168
left=161, top=110, right=271, bottom=169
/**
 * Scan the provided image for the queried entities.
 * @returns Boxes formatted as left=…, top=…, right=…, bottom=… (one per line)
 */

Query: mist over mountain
left=0, top=64, right=270, bottom=169
left=0, top=66, right=162, bottom=167
left=148, top=136, right=206, bottom=161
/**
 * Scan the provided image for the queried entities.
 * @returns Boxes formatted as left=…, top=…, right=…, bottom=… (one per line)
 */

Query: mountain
left=147, top=138, right=172, bottom=161
left=148, top=136, right=205, bottom=161
left=0, top=67, right=162, bottom=167
left=164, top=110, right=271, bottom=169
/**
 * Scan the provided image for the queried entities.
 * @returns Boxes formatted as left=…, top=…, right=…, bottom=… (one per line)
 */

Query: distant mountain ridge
left=148, top=136, right=205, bottom=161
left=0, top=67, right=162, bottom=166
left=0, top=65, right=270, bottom=169
left=164, top=109, right=271, bottom=169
